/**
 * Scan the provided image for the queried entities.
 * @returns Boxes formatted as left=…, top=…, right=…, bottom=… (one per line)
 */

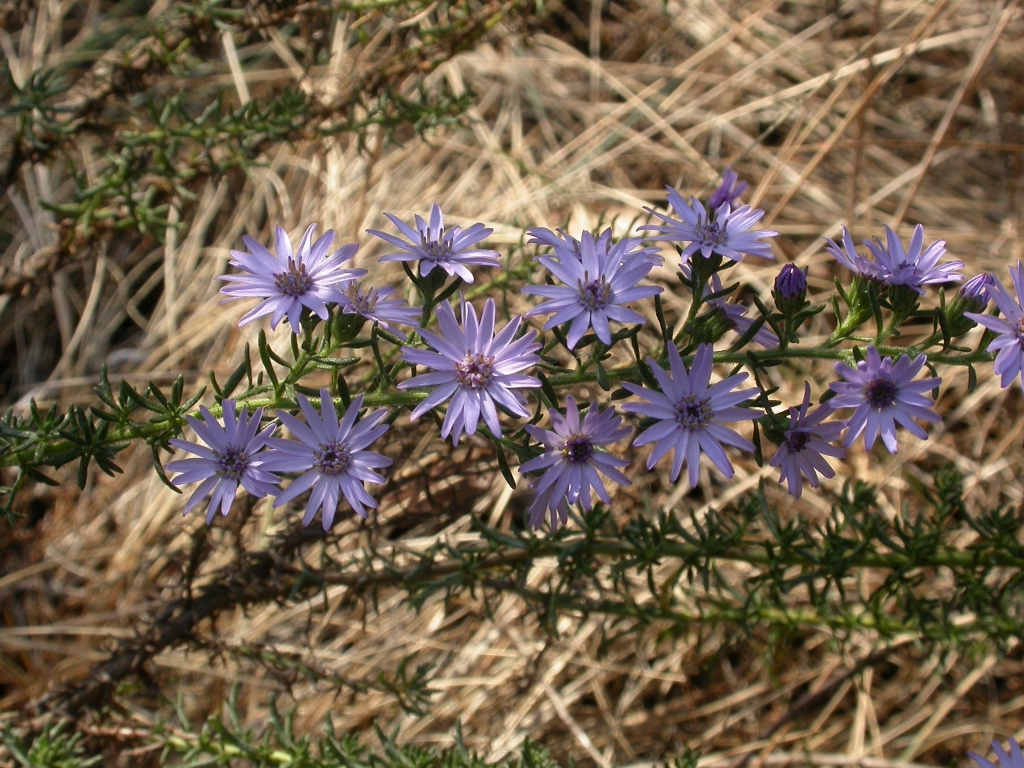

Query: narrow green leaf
left=258, top=330, right=280, bottom=392
left=495, top=443, right=516, bottom=490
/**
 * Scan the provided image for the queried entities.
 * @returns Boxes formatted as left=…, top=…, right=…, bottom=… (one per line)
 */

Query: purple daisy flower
left=399, top=298, right=540, bottom=445
left=769, top=382, right=846, bottom=498
left=707, top=167, right=749, bottom=210
left=864, top=224, right=963, bottom=294
left=523, top=230, right=663, bottom=349
left=622, top=343, right=761, bottom=488
left=828, top=345, right=941, bottom=453
left=263, top=389, right=392, bottom=530
left=969, top=740, right=1024, bottom=768
left=336, top=282, right=421, bottom=340
left=218, top=225, right=367, bottom=334
left=966, top=261, right=1024, bottom=392
left=640, top=186, right=777, bottom=263
left=165, top=401, right=280, bottom=524
left=368, top=203, right=500, bottom=283
left=824, top=226, right=879, bottom=278
left=521, top=396, right=631, bottom=530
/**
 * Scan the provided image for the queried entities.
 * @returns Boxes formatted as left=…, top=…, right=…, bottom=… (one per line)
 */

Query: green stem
left=0, top=341, right=996, bottom=472
left=826, top=309, right=870, bottom=347
left=331, top=532, right=1023, bottom=636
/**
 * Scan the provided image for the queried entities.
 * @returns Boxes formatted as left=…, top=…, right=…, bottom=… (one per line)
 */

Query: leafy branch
left=40, top=466, right=1023, bottom=716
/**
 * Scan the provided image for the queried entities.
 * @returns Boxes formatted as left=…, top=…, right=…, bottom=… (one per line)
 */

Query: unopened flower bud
left=774, top=264, right=807, bottom=300
left=773, top=264, right=808, bottom=315
left=944, top=273, right=997, bottom=337
left=958, top=273, right=996, bottom=312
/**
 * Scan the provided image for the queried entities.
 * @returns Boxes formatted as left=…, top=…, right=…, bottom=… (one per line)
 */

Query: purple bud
left=773, top=263, right=809, bottom=321
left=708, top=167, right=749, bottom=210
left=945, top=272, right=998, bottom=336
left=774, top=264, right=807, bottom=301
left=958, top=273, right=996, bottom=309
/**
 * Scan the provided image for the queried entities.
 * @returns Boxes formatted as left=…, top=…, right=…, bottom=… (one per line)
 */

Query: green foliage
left=1, top=0, right=528, bottom=251
left=221, top=643, right=438, bottom=716
left=309, top=466, right=1013, bottom=651
left=3, top=695, right=561, bottom=768
left=10, top=468, right=1018, bottom=759
left=374, top=469, right=1023, bottom=650
left=4, top=721, right=101, bottom=768
left=0, top=369, right=205, bottom=520
left=160, top=696, right=560, bottom=768
left=39, top=84, right=470, bottom=239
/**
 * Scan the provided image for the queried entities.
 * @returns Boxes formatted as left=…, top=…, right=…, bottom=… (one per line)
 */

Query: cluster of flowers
left=166, top=171, right=1024, bottom=530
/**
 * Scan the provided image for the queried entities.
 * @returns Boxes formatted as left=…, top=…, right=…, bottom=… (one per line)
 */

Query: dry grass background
left=2, top=0, right=1024, bottom=764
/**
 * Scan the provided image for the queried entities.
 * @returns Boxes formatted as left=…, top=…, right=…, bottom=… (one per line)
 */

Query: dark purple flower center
left=675, top=394, right=712, bottom=431
left=420, top=233, right=454, bottom=263
left=695, top=215, right=726, bottom=247
left=275, top=260, right=315, bottom=297
left=315, top=440, right=352, bottom=476
left=785, top=430, right=811, bottom=453
left=216, top=446, right=249, bottom=479
left=865, top=378, right=899, bottom=409
left=456, top=353, right=494, bottom=389
left=577, top=275, right=613, bottom=310
left=563, top=433, right=594, bottom=464
left=348, top=287, right=376, bottom=315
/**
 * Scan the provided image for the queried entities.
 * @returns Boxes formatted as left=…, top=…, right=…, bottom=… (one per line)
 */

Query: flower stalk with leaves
left=0, top=172, right=1007, bottom=537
